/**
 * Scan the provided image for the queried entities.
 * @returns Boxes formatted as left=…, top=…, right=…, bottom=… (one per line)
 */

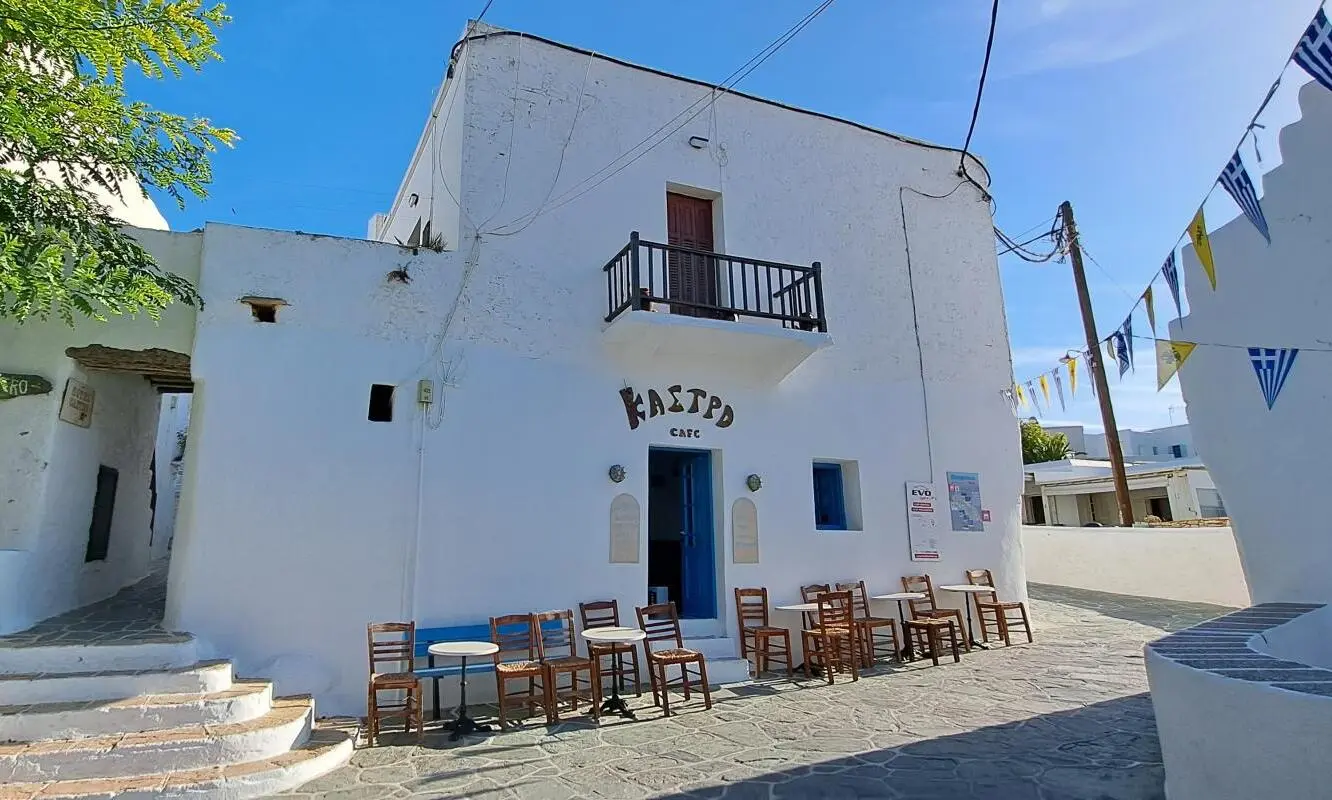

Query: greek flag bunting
left=1112, top=332, right=1131, bottom=377
left=1219, top=152, right=1271, bottom=243
left=1161, top=252, right=1182, bottom=318
left=1144, top=286, right=1156, bottom=333
left=1121, top=316, right=1134, bottom=371
left=1249, top=348, right=1299, bottom=410
left=1295, top=7, right=1332, bottom=94
left=1052, top=370, right=1066, bottom=412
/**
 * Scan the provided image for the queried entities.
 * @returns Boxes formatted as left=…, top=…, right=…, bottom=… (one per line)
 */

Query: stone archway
left=64, top=345, right=192, bottom=393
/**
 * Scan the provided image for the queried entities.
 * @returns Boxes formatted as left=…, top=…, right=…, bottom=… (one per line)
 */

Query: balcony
left=601, top=233, right=832, bottom=382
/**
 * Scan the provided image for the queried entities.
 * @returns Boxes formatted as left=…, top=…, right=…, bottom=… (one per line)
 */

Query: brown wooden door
left=666, top=193, right=721, bottom=317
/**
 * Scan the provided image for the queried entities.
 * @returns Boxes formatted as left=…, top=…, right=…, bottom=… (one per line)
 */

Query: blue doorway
left=647, top=448, right=716, bottom=619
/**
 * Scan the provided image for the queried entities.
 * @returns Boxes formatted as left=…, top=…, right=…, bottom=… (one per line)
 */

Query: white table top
left=774, top=603, right=820, bottom=613
left=428, top=641, right=499, bottom=658
left=871, top=592, right=927, bottom=601
left=937, top=584, right=996, bottom=593
left=581, top=626, right=647, bottom=644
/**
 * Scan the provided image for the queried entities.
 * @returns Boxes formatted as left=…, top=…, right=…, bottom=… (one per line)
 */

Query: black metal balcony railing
left=603, top=232, right=827, bottom=332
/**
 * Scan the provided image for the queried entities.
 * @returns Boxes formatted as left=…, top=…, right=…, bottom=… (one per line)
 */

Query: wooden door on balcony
left=666, top=193, right=723, bottom=318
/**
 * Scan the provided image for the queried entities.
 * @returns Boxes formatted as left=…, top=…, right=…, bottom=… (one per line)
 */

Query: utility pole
left=1060, top=201, right=1134, bottom=526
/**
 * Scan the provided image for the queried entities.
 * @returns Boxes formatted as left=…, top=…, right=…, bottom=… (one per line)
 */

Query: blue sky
left=135, top=0, right=1323, bottom=430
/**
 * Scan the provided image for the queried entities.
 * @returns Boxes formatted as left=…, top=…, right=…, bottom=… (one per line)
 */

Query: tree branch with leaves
left=1020, top=419, right=1071, bottom=465
left=0, top=0, right=235, bottom=324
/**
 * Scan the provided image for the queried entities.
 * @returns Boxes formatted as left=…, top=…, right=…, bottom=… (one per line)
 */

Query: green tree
left=0, top=0, right=235, bottom=324
left=1021, top=419, right=1071, bottom=464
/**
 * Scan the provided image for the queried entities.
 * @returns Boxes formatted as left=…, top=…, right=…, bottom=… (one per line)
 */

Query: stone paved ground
left=282, top=587, right=1232, bottom=800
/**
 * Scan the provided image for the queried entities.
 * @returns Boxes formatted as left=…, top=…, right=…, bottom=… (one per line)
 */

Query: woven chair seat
left=545, top=655, right=593, bottom=669
left=905, top=617, right=955, bottom=628
left=370, top=671, right=419, bottom=689
left=976, top=599, right=1025, bottom=610
left=742, top=625, right=788, bottom=635
left=496, top=660, right=543, bottom=675
left=650, top=647, right=703, bottom=663
left=857, top=616, right=895, bottom=626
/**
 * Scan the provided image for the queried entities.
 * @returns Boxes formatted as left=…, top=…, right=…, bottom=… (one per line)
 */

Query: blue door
left=679, top=451, right=716, bottom=618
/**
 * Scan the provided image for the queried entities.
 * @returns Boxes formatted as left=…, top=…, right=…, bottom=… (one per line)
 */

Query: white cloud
left=998, top=0, right=1196, bottom=77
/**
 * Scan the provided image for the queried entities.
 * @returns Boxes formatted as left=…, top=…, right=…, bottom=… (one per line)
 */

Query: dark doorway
left=647, top=447, right=716, bottom=619
left=666, top=192, right=722, bottom=318
left=1027, top=496, right=1047, bottom=525
left=1148, top=497, right=1173, bottom=521
left=85, top=465, right=119, bottom=562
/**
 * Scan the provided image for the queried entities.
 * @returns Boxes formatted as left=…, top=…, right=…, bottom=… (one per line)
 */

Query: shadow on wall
left=1028, top=583, right=1235, bottom=633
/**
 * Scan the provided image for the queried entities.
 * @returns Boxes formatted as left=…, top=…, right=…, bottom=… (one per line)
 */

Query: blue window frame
left=812, top=462, right=847, bottom=530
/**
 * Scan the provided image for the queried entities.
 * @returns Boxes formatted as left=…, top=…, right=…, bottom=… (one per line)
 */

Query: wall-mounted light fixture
left=609, top=464, right=627, bottom=483
left=688, top=135, right=709, bottom=150
left=746, top=474, right=762, bottom=492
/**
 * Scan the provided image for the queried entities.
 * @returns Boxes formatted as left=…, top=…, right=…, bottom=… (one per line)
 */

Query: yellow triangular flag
left=1189, top=208, right=1216, bottom=290
left=1068, top=357, right=1078, bottom=397
left=1038, top=374, right=1051, bottom=406
left=1015, top=383, right=1026, bottom=407
left=1156, top=340, right=1197, bottom=390
left=1144, top=286, right=1156, bottom=333
left=1106, top=338, right=1116, bottom=362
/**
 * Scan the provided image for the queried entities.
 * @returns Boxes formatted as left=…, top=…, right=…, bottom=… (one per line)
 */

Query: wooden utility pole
left=1060, top=201, right=1134, bottom=526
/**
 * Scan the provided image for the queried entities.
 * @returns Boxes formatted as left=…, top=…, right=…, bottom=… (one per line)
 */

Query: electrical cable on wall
left=957, top=0, right=1000, bottom=199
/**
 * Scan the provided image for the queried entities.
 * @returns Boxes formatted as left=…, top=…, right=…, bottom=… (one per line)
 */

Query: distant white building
left=1022, top=457, right=1224, bottom=526
left=1040, top=422, right=1194, bottom=461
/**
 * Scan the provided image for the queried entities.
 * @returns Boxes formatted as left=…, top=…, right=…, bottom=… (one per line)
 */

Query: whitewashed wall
left=1175, top=81, right=1332, bottom=604
left=150, top=394, right=191, bottom=562
left=1022, top=525, right=1249, bottom=607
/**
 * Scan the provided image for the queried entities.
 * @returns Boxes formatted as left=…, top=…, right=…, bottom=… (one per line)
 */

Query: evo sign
left=619, top=385, right=735, bottom=434
left=0, top=373, right=52, bottom=400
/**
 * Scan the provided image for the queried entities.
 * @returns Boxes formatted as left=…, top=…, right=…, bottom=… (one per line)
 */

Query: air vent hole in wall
left=368, top=384, right=395, bottom=422
left=239, top=296, right=286, bottom=323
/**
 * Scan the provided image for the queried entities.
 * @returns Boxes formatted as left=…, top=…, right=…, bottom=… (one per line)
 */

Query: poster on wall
left=947, top=471, right=984, bottom=532
left=58, top=378, right=95, bottom=428
left=905, top=481, right=941, bottom=561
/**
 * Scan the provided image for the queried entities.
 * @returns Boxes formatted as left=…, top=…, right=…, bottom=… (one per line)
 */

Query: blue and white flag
left=1161, top=252, right=1182, bottom=318
left=1249, top=347, right=1299, bottom=410
left=1120, top=315, right=1134, bottom=370
left=1295, top=7, right=1332, bottom=94
left=1052, top=370, right=1066, bottom=412
left=1219, top=152, right=1271, bottom=243
left=1112, top=332, right=1131, bottom=377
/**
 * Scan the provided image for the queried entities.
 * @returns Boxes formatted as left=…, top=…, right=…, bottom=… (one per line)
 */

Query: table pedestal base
left=600, top=691, right=635, bottom=719
left=442, top=713, right=493, bottom=741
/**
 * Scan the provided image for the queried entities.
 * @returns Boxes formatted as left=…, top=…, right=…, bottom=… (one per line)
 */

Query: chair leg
left=927, top=629, right=941, bottom=667
left=1020, top=605, right=1034, bottom=642
left=366, top=686, right=378, bottom=746
left=783, top=632, right=793, bottom=677
left=658, top=663, right=671, bottom=716
left=698, top=658, right=712, bottom=709
left=948, top=623, right=961, bottom=662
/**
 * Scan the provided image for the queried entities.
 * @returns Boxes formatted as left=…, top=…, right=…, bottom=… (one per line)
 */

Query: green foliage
left=0, top=0, right=235, bottom=324
left=1021, top=419, right=1071, bottom=464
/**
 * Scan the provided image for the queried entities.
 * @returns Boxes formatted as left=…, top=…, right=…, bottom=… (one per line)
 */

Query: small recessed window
left=812, top=462, right=847, bottom=530
left=240, top=296, right=286, bottom=323
left=368, top=384, right=395, bottom=422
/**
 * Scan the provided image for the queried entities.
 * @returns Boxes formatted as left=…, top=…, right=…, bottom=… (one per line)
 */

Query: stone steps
left=0, top=680, right=273, bottom=742
left=673, top=636, right=751, bottom=686
left=0, top=661, right=234, bottom=706
left=0, top=726, right=354, bottom=800
left=0, top=695, right=314, bottom=782
left=0, top=639, right=197, bottom=677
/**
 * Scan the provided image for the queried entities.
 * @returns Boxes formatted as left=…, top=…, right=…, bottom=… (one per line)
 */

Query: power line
left=957, top=0, right=1000, bottom=198
left=483, top=0, right=837, bottom=233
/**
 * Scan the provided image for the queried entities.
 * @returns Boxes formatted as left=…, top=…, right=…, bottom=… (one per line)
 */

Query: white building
left=0, top=23, right=1023, bottom=716
left=1040, top=422, right=1195, bottom=461
left=1021, top=457, right=1223, bottom=526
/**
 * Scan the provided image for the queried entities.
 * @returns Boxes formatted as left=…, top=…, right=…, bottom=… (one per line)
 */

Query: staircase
left=0, top=632, right=351, bottom=799
left=676, top=620, right=752, bottom=685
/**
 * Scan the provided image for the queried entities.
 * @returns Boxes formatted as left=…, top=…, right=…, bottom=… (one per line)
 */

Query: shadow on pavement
left=1027, top=583, right=1233, bottom=633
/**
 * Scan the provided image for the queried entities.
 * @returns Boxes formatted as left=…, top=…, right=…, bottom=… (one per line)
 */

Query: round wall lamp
left=745, top=474, right=763, bottom=492
left=609, top=464, right=627, bottom=483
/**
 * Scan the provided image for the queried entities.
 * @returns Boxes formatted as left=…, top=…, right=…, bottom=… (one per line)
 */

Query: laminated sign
left=905, top=482, right=941, bottom=562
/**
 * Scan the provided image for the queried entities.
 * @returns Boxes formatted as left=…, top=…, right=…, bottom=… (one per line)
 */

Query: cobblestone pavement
left=0, top=562, right=188, bottom=648
left=282, top=589, right=1232, bottom=800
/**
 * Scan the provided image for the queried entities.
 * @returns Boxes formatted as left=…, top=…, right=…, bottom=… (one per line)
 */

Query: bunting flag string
left=1037, top=374, right=1051, bottom=407
left=1052, top=370, right=1066, bottom=412
left=1155, top=340, right=1197, bottom=390
left=1188, top=208, right=1217, bottom=290
left=1112, top=332, right=1131, bottom=377
left=1085, top=350, right=1097, bottom=398
left=1014, top=383, right=1026, bottom=409
left=1161, top=252, right=1182, bottom=318
left=1219, top=151, right=1272, bottom=243
left=1026, top=381, right=1041, bottom=416
left=1249, top=348, right=1299, bottom=410
left=1067, top=356, right=1078, bottom=397
left=1294, top=7, right=1332, bottom=94
left=1121, top=316, right=1134, bottom=371
left=1143, top=286, right=1156, bottom=334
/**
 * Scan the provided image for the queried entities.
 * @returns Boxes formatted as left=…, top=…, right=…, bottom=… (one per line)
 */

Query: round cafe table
left=581, top=627, right=646, bottom=719
left=428, top=641, right=499, bottom=740
left=937, top=585, right=994, bottom=650
left=774, top=603, right=823, bottom=675
left=870, top=592, right=927, bottom=660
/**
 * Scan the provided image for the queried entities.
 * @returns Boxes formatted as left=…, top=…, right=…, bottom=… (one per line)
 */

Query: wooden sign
left=732, top=498, right=759, bottom=564
left=619, top=385, right=734, bottom=432
left=0, top=373, right=52, bottom=400
left=59, top=379, right=95, bottom=428
left=608, top=493, right=641, bottom=564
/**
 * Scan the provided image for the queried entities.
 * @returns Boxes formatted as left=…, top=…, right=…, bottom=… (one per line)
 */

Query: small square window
left=368, top=384, right=395, bottom=422
left=812, top=462, right=847, bottom=531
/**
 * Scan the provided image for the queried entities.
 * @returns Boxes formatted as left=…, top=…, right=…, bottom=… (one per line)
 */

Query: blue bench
left=415, top=620, right=564, bottom=721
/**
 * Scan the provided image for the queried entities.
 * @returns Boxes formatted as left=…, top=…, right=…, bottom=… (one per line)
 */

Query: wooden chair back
left=636, top=602, right=684, bottom=649
left=490, top=613, right=541, bottom=663
left=835, top=580, right=873, bottom=619
left=965, top=568, right=1000, bottom=604
left=902, top=574, right=940, bottom=617
left=816, top=590, right=855, bottom=629
left=535, top=609, right=578, bottom=659
left=800, top=583, right=831, bottom=603
left=367, top=622, right=415, bottom=674
left=579, top=599, right=621, bottom=630
left=734, top=587, right=770, bottom=631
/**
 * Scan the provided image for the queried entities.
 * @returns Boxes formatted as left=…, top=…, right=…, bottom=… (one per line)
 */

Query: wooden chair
left=366, top=622, right=424, bottom=745
left=535, top=609, right=599, bottom=721
left=799, top=590, right=859, bottom=684
left=635, top=602, right=712, bottom=716
left=836, top=580, right=901, bottom=667
left=902, top=617, right=962, bottom=667
left=799, top=582, right=831, bottom=630
left=734, top=588, right=793, bottom=677
left=966, top=568, right=1033, bottom=645
left=579, top=599, right=642, bottom=697
left=902, top=574, right=970, bottom=652
left=490, top=613, right=552, bottom=728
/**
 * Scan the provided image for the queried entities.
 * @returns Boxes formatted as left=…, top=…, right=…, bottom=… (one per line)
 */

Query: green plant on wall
left=0, top=0, right=235, bottom=325
left=1021, top=418, right=1071, bottom=465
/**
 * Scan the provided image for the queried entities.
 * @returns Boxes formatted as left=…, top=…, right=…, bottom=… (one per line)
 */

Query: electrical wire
left=478, top=34, right=524, bottom=231
left=957, top=0, right=1000, bottom=199
left=482, top=0, right=836, bottom=233
left=994, top=209, right=1063, bottom=262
